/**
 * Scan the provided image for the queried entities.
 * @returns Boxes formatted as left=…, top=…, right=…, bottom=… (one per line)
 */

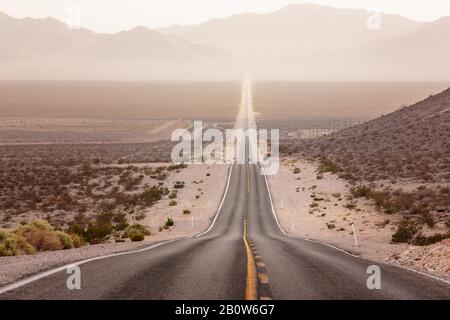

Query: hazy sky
left=1, top=0, right=450, bottom=33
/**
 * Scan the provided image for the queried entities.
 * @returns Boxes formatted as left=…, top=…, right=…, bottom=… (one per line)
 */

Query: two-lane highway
left=0, top=75, right=449, bottom=299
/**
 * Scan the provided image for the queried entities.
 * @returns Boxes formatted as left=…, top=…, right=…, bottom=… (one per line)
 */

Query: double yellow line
left=243, top=164, right=257, bottom=300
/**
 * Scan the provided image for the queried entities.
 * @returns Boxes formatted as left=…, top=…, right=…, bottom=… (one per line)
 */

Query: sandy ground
left=0, top=117, right=186, bottom=143
left=268, top=158, right=449, bottom=280
left=0, top=163, right=230, bottom=287
left=141, top=163, right=229, bottom=239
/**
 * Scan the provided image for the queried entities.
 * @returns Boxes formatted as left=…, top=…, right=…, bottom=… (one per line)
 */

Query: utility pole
left=100, top=135, right=104, bottom=163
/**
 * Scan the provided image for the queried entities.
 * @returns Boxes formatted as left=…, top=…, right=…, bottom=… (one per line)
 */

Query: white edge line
left=0, top=163, right=234, bottom=295
left=302, top=237, right=360, bottom=258
left=0, top=239, right=177, bottom=295
left=195, top=163, right=234, bottom=238
left=260, top=163, right=287, bottom=236
left=259, top=163, right=450, bottom=285
left=389, top=264, right=450, bottom=285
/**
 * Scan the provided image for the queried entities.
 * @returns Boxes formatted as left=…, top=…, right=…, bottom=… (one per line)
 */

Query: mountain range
left=1, top=4, right=449, bottom=80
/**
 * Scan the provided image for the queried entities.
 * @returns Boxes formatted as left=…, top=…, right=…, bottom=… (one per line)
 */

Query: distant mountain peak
left=281, top=2, right=330, bottom=9
left=128, top=25, right=150, bottom=33
left=0, top=11, right=12, bottom=20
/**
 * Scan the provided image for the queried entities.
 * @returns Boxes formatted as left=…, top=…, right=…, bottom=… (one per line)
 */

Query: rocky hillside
left=302, top=87, right=450, bottom=183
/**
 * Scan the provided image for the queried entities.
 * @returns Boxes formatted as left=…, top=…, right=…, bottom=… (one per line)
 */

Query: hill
left=301, top=87, right=450, bottom=183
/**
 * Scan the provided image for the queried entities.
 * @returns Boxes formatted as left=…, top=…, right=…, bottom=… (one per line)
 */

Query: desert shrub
left=293, top=168, right=301, bottom=174
left=318, top=157, right=341, bottom=174
left=164, top=217, right=174, bottom=229
left=173, top=181, right=185, bottom=189
left=167, top=164, right=187, bottom=171
left=309, top=202, right=319, bottom=208
left=120, top=173, right=144, bottom=191
left=84, top=218, right=114, bottom=244
left=122, top=224, right=150, bottom=242
left=68, top=212, right=126, bottom=244
left=0, top=229, right=35, bottom=256
left=412, top=232, right=450, bottom=246
left=17, top=220, right=53, bottom=232
left=391, top=219, right=420, bottom=243
left=351, top=185, right=373, bottom=198
left=332, top=193, right=341, bottom=198
left=338, top=172, right=358, bottom=181
left=157, top=173, right=168, bottom=181
left=15, top=220, right=63, bottom=252
left=183, top=209, right=191, bottom=215
left=69, top=233, right=84, bottom=248
left=376, top=219, right=390, bottom=228
left=140, top=185, right=169, bottom=206
left=168, top=191, right=178, bottom=199
left=135, top=211, right=146, bottom=221
left=169, top=200, right=177, bottom=206
left=130, top=233, right=144, bottom=242
left=381, top=199, right=399, bottom=215
left=56, top=231, right=74, bottom=249
left=68, top=212, right=115, bottom=244
left=419, top=211, right=435, bottom=228
left=112, top=213, right=129, bottom=231
left=344, top=200, right=357, bottom=210
left=360, top=190, right=398, bottom=214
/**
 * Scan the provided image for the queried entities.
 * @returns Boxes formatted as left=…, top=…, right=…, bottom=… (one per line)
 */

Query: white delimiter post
left=351, top=223, right=359, bottom=247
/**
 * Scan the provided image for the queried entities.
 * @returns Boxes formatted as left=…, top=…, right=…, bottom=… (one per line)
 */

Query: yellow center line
left=244, top=221, right=257, bottom=300
left=244, top=164, right=257, bottom=300
left=247, top=163, right=251, bottom=193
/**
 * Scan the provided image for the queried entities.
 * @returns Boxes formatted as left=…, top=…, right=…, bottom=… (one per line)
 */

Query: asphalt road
left=1, top=75, right=449, bottom=299
left=1, top=163, right=449, bottom=299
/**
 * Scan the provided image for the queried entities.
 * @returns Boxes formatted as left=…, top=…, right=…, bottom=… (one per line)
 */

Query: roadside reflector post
left=351, top=223, right=359, bottom=247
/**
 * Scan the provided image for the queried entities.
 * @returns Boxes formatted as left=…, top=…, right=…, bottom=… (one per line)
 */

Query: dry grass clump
left=67, top=212, right=151, bottom=244
left=121, top=224, right=151, bottom=242
left=0, top=220, right=80, bottom=256
left=0, top=229, right=35, bottom=256
left=16, top=220, right=66, bottom=251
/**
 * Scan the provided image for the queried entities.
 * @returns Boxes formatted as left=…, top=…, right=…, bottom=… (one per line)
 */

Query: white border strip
left=195, top=163, right=234, bottom=238
left=259, top=163, right=450, bottom=285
